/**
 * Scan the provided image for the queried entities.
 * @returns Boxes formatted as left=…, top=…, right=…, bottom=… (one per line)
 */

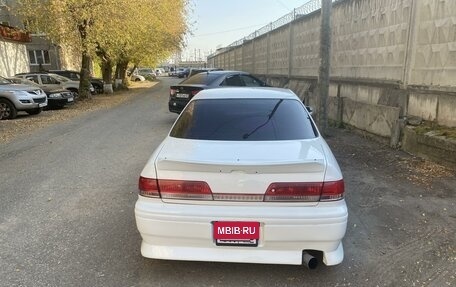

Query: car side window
left=40, top=75, right=58, bottom=84
left=240, top=75, right=263, bottom=87
left=221, top=75, right=245, bottom=86
left=70, top=72, right=80, bottom=80
left=25, top=75, right=39, bottom=84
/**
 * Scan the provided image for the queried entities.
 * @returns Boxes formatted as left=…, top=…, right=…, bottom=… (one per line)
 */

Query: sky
left=181, top=0, right=311, bottom=61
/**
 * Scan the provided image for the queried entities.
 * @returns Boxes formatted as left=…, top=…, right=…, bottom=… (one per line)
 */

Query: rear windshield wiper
left=242, top=99, right=283, bottom=140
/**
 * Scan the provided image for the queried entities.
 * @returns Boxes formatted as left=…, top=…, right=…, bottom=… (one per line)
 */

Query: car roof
left=18, top=72, right=61, bottom=77
left=192, top=87, right=297, bottom=100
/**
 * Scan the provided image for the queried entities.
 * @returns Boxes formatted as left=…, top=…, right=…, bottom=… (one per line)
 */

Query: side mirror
left=306, top=106, right=314, bottom=115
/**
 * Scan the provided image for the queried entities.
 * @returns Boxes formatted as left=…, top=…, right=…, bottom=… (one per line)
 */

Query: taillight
left=191, top=90, right=201, bottom=96
left=264, top=180, right=344, bottom=202
left=158, top=179, right=213, bottom=200
left=320, top=179, right=344, bottom=201
left=264, top=182, right=323, bottom=202
left=138, top=176, right=160, bottom=198
left=170, top=88, right=177, bottom=96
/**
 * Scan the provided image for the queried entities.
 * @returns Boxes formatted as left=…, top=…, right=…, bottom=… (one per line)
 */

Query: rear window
left=170, top=99, right=317, bottom=141
left=180, top=73, right=221, bottom=85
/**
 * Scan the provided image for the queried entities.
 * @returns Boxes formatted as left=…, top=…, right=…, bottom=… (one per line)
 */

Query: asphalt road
left=1, top=77, right=455, bottom=287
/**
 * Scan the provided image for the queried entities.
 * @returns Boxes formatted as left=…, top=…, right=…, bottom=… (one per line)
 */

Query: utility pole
left=318, top=0, right=332, bottom=136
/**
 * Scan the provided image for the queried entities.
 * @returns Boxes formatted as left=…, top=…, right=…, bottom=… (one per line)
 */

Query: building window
left=28, top=50, right=50, bottom=65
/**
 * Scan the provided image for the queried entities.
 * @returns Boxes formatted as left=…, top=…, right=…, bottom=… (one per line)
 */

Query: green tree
left=17, top=0, right=188, bottom=97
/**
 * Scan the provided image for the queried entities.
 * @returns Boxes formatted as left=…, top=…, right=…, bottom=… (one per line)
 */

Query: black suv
left=50, top=70, right=104, bottom=94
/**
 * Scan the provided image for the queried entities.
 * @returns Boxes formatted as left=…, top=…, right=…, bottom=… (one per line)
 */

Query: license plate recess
left=213, top=221, right=260, bottom=247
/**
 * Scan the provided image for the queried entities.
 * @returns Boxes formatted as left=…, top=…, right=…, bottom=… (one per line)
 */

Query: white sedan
left=135, top=87, right=348, bottom=268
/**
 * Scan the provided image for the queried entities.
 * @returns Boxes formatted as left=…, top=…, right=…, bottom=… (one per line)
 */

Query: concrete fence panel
left=343, top=98, right=401, bottom=138
left=235, top=46, right=243, bottom=70
left=408, top=92, right=439, bottom=121
left=291, top=13, right=320, bottom=77
left=409, top=0, right=456, bottom=88
left=437, top=95, right=456, bottom=128
left=330, top=0, right=411, bottom=81
left=268, top=25, right=290, bottom=76
left=243, top=41, right=254, bottom=73
left=253, top=35, right=268, bottom=75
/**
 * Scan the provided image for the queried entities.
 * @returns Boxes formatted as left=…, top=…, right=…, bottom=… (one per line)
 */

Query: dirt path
left=326, top=127, right=456, bottom=286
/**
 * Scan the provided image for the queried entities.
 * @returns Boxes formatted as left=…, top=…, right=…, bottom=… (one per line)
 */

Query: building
left=0, top=0, right=79, bottom=76
left=0, top=23, right=30, bottom=77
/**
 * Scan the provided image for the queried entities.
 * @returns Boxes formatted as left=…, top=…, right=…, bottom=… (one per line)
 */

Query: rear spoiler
left=156, top=158, right=325, bottom=174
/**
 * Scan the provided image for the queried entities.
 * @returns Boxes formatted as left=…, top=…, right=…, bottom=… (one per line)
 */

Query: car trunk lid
left=153, top=138, right=327, bottom=202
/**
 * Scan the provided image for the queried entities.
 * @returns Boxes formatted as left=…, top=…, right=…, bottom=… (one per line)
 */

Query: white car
left=131, top=74, right=146, bottom=82
left=135, top=88, right=348, bottom=268
left=15, top=73, right=95, bottom=96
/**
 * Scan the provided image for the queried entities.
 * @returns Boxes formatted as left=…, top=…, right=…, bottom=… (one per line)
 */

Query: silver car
left=0, top=76, right=47, bottom=120
left=15, top=73, right=95, bottom=96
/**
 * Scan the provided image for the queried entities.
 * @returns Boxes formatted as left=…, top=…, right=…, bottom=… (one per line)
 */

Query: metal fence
left=226, top=0, right=327, bottom=48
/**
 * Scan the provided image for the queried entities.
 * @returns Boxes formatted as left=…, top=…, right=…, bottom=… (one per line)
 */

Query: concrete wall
left=0, top=39, right=28, bottom=77
left=409, top=0, right=456, bottom=87
left=268, top=25, right=290, bottom=76
left=291, top=13, right=320, bottom=77
left=403, top=126, right=456, bottom=168
left=331, top=0, right=410, bottom=81
left=209, top=0, right=456, bottom=133
left=343, top=98, right=401, bottom=138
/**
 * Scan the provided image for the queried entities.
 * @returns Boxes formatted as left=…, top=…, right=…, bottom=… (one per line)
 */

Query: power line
left=192, top=23, right=269, bottom=38
left=275, top=0, right=292, bottom=11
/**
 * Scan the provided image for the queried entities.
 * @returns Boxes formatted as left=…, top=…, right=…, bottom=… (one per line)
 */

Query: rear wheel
left=26, top=108, right=42, bottom=115
left=0, top=98, right=17, bottom=120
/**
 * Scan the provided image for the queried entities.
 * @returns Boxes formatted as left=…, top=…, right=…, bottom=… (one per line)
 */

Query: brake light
left=170, top=88, right=177, bottom=96
left=264, top=182, right=323, bottom=202
left=264, top=180, right=344, bottom=202
left=158, top=179, right=213, bottom=200
left=320, top=180, right=344, bottom=201
left=138, top=176, right=160, bottom=198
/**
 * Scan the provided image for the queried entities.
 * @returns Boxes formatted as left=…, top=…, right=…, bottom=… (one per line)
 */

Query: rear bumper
left=168, top=98, right=188, bottom=113
left=135, top=197, right=348, bottom=266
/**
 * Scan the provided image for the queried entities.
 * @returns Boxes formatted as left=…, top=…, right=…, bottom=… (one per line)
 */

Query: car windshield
left=170, top=98, right=317, bottom=141
left=0, top=76, right=12, bottom=85
left=10, top=78, right=39, bottom=86
left=180, top=73, right=222, bottom=85
left=51, top=74, right=69, bottom=82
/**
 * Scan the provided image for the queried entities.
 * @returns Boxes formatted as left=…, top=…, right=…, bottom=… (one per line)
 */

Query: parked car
left=169, top=70, right=268, bottom=113
left=154, top=68, right=165, bottom=76
left=0, top=76, right=47, bottom=120
left=168, top=67, right=176, bottom=76
left=15, top=72, right=95, bottom=96
left=176, top=68, right=189, bottom=78
left=187, top=68, right=222, bottom=78
left=136, top=87, right=347, bottom=268
left=130, top=74, right=146, bottom=82
left=8, top=77, right=74, bottom=109
left=136, top=68, right=156, bottom=80
left=50, top=70, right=104, bottom=94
